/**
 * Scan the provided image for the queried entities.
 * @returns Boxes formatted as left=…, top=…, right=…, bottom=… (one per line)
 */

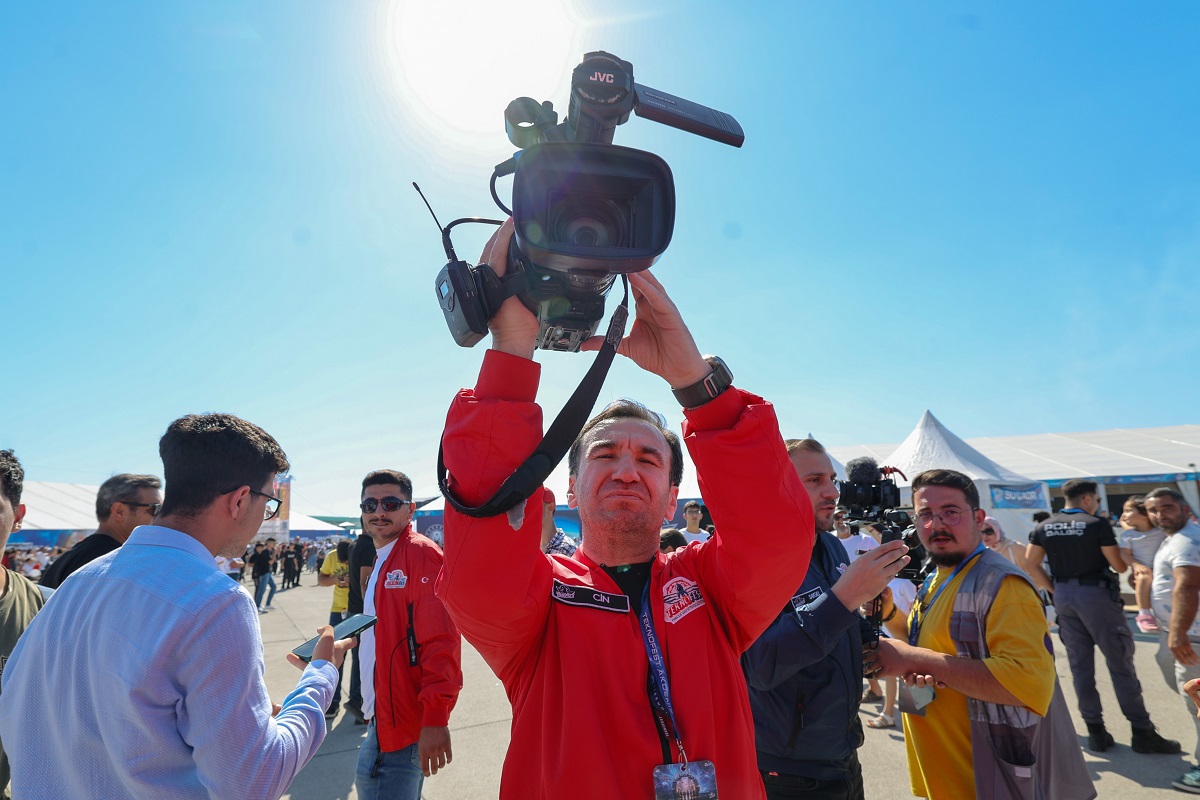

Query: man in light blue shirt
left=0, top=413, right=354, bottom=800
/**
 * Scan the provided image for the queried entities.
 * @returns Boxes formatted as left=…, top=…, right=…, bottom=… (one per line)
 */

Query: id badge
left=652, top=760, right=718, bottom=799
left=898, top=683, right=936, bottom=717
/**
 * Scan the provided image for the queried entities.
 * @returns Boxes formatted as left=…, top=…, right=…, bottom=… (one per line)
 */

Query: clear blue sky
left=3, top=1, right=1198, bottom=515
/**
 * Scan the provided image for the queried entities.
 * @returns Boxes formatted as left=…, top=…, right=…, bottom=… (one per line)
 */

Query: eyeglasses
left=221, top=486, right=282, bottom=521
left=914, top=508, right=977, bottom=527
left=124, top=502, right=162, bottom=516
left=359, top=497, right=413, bottom=514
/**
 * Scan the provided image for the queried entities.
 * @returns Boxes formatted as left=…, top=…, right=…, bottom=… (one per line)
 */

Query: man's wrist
left=490, top=336, right=536, bottom=361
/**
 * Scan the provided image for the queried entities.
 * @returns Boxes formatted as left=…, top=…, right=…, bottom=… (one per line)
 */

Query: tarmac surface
left=254, top=576, right=1200, bottom=799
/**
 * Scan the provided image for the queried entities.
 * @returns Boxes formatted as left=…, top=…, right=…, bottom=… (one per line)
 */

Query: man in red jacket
left=437, top=220, right=814, bottom=799
left=356, top=469, right=462, bottom=800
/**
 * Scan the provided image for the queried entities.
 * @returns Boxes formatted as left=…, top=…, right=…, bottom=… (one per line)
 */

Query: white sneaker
left=264, top=604, right=275, bottom=611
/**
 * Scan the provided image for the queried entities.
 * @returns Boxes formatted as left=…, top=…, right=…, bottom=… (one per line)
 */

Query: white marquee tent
left=877, top=411, right=1052, bottom=540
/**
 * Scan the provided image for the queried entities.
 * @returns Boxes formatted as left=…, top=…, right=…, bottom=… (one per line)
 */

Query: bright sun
left=382, top=0, right=583, bottom=143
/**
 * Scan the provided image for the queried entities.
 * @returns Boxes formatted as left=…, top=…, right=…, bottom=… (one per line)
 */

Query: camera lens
left=547, top=195, right=629, bottom=248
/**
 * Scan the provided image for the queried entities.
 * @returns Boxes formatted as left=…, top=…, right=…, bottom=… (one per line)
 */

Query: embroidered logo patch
left=663, top=577, right=705, bottom=623
left=385, top=569, right=407, bottom=589
left=836, top=562, right=849, bottom=574
left=551, top=579, right=630, bottom=613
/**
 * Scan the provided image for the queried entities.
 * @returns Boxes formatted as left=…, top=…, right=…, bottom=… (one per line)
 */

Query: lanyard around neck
left=909, top=543, right=987, bottom=646
left=637, top=581, right=687, bottom=765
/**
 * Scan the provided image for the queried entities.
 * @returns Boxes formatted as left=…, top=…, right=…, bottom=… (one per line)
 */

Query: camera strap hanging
left=437, top=275, right=631, bottom=518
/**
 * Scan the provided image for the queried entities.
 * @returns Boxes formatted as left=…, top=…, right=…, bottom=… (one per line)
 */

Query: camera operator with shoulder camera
left=436, top=219, right=813, bottom=799
left=742, top=439, right=908, bottom=799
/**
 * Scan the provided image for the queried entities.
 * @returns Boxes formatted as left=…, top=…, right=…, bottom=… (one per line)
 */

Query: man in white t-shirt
left=680, top=499, right=708, bottom=545
left=1147, top=487, right=1200, bottom=793
left=833, top=508, right=879, bottom=564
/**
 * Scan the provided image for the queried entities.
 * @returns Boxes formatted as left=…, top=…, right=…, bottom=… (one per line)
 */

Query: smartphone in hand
left=291, top=614, right=377, bottom=662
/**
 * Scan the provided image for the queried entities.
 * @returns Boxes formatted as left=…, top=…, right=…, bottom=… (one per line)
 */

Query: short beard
left=929, top=550, right=966, bottom=568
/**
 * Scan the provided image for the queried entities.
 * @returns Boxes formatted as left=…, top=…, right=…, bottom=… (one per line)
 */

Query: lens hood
left=511, top=142, right=674, bottom=274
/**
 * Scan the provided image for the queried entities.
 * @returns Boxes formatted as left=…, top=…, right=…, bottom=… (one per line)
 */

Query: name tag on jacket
left=551, top=579, right=630, bottom=613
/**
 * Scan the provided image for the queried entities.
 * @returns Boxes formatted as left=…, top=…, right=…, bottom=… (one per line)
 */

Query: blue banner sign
left=990, top=483, right=1047, bottom=509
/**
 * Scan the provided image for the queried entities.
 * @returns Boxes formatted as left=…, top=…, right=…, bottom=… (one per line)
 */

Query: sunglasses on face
left=359, top=497, right=412, bottom=514
left=981, top=528, right=996, bottom=536
left=124, top=502, right=162, bottom=516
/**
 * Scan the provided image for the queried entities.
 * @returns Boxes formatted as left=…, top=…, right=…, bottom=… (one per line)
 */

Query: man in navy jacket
left=742, top=439, right=908, bottom=799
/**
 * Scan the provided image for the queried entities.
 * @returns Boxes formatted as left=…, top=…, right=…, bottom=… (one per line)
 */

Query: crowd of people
left=1, top=239, right=1200, bottom=800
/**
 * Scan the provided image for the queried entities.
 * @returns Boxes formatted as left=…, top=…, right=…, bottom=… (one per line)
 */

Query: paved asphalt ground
left=254, top=577, right=1200, bottom=799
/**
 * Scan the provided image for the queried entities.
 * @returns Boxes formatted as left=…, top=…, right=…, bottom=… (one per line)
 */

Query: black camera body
left=434, top=51, right=743, bottom=351
left=839, top=458, right=928, bottom=583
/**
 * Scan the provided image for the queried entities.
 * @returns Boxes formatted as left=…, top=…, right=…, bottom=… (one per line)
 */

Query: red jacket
left=437, top=350, right=813, bottom=799
left=371, top=528, right=462, bottom=752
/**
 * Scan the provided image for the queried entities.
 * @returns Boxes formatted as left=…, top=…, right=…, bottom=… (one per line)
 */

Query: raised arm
left=436, top=219, right=553, bottom=682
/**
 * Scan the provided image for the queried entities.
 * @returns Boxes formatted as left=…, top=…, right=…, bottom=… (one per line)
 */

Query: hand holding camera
left=479, top=219, right=540, bottom=361
left=580, top=270, right=709, bottom=390
left=833, top=540, right=910, bottom=612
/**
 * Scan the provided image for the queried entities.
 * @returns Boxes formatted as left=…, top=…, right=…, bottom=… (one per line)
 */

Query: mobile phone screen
left=291, top=613, right=377, bottom=662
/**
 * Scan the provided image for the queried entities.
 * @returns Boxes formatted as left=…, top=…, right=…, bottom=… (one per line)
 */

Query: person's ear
left=12, top=503, right=25, bottom=531
left=224, top=486, right=252, bottom=521
left=664, top=487, right=679, bottom=521
left=566, top=476, right=579, bottom=510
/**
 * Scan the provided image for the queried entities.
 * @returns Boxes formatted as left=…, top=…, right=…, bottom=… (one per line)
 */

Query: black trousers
left=761, top=754, right=864, bottom=800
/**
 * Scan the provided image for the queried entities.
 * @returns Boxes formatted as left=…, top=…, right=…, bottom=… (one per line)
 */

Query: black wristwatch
left=672, top=356, right=734, bottom=409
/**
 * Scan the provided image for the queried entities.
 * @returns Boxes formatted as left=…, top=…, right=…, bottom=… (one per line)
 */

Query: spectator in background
left=357, top=471, right=461, bottom=798
left=1145, top=488, right=1200, bottom=793
left=215, top=553, right=244, bottom=580
left=40, top=474, right=162, bottom=589
left=1119, top=495, right=1167, bottom=634
left=980, top=516, right=1029, bottom=575
left=317, top=539, right=352, bottom=720
left=0, top=449, right=49, bottom=798
left=834, top=509, right=879, bottom=564
left=281, top=541, right=299, bottom=589
left=252, top=536, right=279, bottom=612
left=659, top=528, right=688, bottom=554
left=345, top=522, right=376, bottom=724
left=680, top=499, right=707, bottom=544
left=539, top=489, right=577, bottom=557
left=1027, top=478, right=1177, bottom=754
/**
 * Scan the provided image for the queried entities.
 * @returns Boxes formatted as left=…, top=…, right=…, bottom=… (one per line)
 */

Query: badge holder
left=898, top=683, right=936, bottom=716
left=653, top=755, right=718, bottom=800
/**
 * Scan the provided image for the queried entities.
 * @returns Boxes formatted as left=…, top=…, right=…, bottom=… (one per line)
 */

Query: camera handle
left=436, top=275, right=631, bottom=518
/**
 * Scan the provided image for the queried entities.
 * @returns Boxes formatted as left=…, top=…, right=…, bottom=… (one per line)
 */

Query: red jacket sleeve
left=414, top=545, right=463, bottom=727
left=435, top=350, right=554, bottom=686
left=679, top=388, right=814, bottom=652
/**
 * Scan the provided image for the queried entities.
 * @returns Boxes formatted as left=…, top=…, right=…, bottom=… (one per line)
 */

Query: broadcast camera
left=431, top=51, right=744, bottom=351
left=838, top=457, right=926, bottom=583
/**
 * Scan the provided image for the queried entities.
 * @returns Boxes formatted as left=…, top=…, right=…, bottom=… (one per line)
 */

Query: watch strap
left=672, top=356, right=733, bottom=409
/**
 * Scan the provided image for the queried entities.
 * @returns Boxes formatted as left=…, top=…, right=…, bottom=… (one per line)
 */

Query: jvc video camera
left=434, top=51, right=744, bottom=351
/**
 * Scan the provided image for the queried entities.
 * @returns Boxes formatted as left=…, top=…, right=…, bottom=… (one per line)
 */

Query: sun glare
left=383, top=0, right=582, bottom=144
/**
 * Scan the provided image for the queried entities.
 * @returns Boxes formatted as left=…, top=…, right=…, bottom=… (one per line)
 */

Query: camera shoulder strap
left=437, top=275, right=630, bottom=518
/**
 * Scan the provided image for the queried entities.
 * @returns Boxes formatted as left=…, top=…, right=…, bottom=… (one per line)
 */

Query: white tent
left=883, top=411, right=1051, bottom=540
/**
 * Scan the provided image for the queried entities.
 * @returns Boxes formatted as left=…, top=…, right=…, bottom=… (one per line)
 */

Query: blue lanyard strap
left=909, top=543, right=987, bottom=646
left=638, top=581, right=687, bottom=764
